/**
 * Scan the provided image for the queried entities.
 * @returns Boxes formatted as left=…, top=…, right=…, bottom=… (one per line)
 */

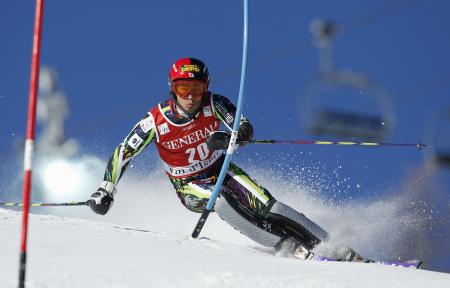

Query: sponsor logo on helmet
left=181, top=65, right=201, bottom=73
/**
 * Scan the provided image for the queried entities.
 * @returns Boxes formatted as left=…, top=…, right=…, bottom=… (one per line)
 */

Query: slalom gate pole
left=1, top=201, right=89, bottom=207
left=191, top=0, right=249, bottom=238
left=19, top=1, right=45, bottom=287
left=240, top=140, right=428, bottom=149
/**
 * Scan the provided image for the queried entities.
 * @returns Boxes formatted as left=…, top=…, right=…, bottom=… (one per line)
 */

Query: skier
left=88, top=57, right=331, bottom=258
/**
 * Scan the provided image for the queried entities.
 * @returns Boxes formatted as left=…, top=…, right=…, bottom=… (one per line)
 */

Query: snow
left=1, top=167, right=449, bottom=287
left=1, top=209, right=449, bottom=288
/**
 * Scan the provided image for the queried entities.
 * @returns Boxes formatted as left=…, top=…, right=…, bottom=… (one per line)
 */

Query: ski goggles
left=172, top=80, right=206, bottom=99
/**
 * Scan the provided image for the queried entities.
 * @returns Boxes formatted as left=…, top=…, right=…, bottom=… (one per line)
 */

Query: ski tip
left=408, top=259, right=424, bottom=269
left=397, top=259, right=424, bottom=269
left=373, top=259, right=424, bottom=269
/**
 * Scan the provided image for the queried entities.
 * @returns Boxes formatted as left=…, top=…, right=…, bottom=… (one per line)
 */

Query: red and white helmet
left=168, top=57, right=210, bottom=88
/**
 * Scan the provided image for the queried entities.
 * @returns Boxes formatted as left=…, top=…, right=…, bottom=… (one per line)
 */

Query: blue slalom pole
left=192, top=0, right=249, bottom=238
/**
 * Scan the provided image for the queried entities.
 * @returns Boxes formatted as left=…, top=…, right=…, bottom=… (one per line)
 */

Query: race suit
left=102, top=92, right=329, bottom=250
left=103, top=92, right=275, bottom=218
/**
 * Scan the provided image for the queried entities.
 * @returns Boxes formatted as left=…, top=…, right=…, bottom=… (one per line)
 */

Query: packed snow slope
left=1, top=208, right=449, bottom=288
left=1, top=160, right=449, bottom=287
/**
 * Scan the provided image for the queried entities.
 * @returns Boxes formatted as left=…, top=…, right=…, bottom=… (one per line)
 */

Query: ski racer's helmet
left=168, top=57, right=210, bottom=91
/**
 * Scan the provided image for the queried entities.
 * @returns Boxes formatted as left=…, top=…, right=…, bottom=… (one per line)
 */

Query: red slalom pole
left=19, top=1, right=45, bottom=287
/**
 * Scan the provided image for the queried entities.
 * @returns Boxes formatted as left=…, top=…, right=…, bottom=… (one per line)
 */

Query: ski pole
left=240, top=139, right=428, bottom=149
left=0, top=201, right=89, bottom=207
left=192, top=0, right=249, bottom=238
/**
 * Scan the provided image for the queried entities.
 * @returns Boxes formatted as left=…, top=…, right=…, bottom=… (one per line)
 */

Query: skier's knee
left=214, top=196, right=283, bottom=247
left=268, top=201, right=329, bottom=250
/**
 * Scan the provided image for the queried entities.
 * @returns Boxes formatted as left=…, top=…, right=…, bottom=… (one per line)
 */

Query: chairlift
left=310, top=107, right=388, bottom=141
left=300, top=19, right=395, bottom=142
left=300, top=70, right=395, bottom=142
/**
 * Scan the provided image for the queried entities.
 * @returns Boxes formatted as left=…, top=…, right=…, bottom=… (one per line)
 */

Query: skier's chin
left=184, top=101, right=201, bottom=112
left=184, top=103, right=195, bottom=110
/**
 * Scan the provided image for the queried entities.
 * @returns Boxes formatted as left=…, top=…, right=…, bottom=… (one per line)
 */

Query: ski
left=373, top=259, right=423, bottom=269
left=289, top=245, right=423, bottom=269
left=304, top=251, right=423, bottom=269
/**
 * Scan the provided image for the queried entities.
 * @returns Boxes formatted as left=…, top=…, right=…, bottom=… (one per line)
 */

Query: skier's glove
left=89, top=181, right=116, bottom=215
left=206, top=122, right=254, bottom=151
left=237, top=119, right=253, bottom=146
left=206, top=131, right=231, bottom=150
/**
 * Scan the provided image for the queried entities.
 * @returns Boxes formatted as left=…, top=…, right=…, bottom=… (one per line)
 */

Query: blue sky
left=1, top=0, right=450, bottom=271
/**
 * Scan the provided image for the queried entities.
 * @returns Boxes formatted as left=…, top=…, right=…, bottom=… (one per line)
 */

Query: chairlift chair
left=300, top=70, right=395, bottom=142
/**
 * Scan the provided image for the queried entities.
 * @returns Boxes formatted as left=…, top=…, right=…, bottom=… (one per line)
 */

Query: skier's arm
left=89, top=113, right=157, bottom=215
left=103, top=113, right=156, bottom=185
left=211, top=94, right=253, bottom=141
